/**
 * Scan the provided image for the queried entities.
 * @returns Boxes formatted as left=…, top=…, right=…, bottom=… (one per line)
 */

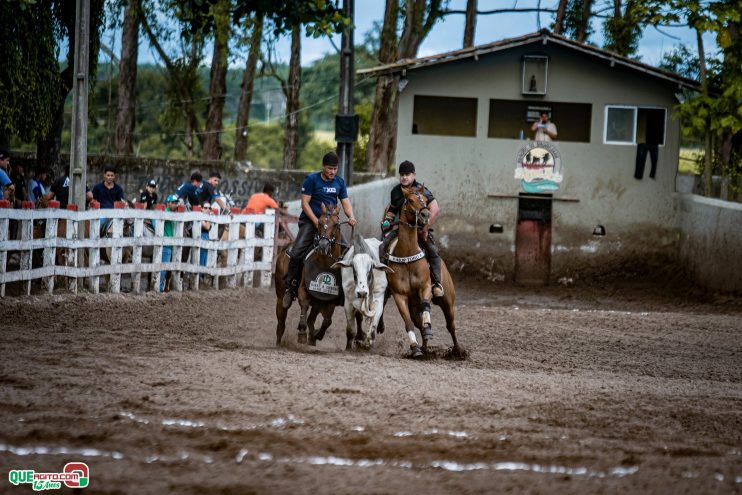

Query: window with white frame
left=604, top=105, right=666, bottom=145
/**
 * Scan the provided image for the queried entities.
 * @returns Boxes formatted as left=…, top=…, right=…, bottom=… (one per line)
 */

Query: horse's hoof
left=411, top=346, right=423, bottom=359
left=297, top=332, right=307, bottom=345
left=315, top=330, right=326, bottom=341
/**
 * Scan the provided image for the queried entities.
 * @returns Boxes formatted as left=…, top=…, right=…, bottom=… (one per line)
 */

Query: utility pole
left=336, top=0, right=357, bottom=186
left=70, top=0, right=90, bottom=210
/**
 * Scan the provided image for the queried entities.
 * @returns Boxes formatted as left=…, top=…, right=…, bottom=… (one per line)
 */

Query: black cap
left=322, top=152, right=339, bottom=166
left=0, top=149, right=10, bottom=160
left=398, top=160, right=415, bottom=174
left=190, top=172, right=203, bottom=182
left=148, top=179, right=157, bottom=187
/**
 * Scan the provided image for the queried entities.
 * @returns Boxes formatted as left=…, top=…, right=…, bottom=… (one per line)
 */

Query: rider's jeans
left=285, top=221, right=317, bottom=291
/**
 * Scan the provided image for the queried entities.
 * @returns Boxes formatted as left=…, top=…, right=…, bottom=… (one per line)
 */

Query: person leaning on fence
left=243, top=182, right=279, bottom=237
left=92, top=165, right=125, bottom=229
left=139, top=179, right=158, bottom=209
left=27, top=168, right=49, bottom=206
left=282, top=151, right=357, bottom=309
left=0, top=148, right=14, bottom=202
left=175, top=172, right=203, bottom=209
left=160, top=194, right=179, bottom=292
left=242, top=182, right=279, bottom=214
left=196, top=172, right=226, bottom=212
left=9, top=161, right=27, bottom=209
left=44, top=166, right=93, bottom=209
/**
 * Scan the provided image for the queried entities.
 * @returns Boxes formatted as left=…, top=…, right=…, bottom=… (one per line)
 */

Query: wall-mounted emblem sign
left=514, top=141, right=563, bottom=193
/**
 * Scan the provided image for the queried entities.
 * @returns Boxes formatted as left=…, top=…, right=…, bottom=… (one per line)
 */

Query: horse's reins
left=315, top=209, right=346, bottom=261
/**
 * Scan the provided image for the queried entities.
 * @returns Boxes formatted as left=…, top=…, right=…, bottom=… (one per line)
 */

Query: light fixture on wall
left=489, top=224, right=504, bottom=233
left=592, top=225, right=606, bottom=236
left=674, top=92, right=685, bottom=104
left=398, top=77, right=409, bottom=93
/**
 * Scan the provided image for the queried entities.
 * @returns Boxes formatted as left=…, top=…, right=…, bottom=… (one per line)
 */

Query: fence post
left=88, top=201, right=101, bottom=294
left=261, top=209, right=275, bottom=288
left=226, top=208, right=241, bottom=288
left=242, top=217, right=256, bottom=288
left=20, top=201, right=34, bottom=295
left=191, top=206, right=202, bottom=291
left=0, top=199, right=10, bottom=297
left=208, top=211, right=219, bottom=289
left=132, top=203, right=146, bottom=294
left=152, top=204, right=165, bottom=292
left=66, top=204, right=80, bottom=294
left=44, top=201, right=60, bottom=294
left=172, top=206, right=184, bottom=292
left=108, top=201, right=127, bottom=293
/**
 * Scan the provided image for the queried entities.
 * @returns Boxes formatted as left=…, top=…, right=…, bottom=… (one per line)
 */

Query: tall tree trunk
left=115, top=0, right=140, bottom=156
left=553, top=0, right=568, bottom=35
left=202, top=0, right=231, bottom=161
left=577, top=0, right=593, bottom=43
left=37, top=67, right=73, bottom=179
left=282, top=25, right=301, bottom=170
left=696, top=27, right=713, bottom=197
left=234, top=15, right=263, bottom=161
left=366, top=0, right=399, bottom=173
left=463, top=0, right=477, bottom=48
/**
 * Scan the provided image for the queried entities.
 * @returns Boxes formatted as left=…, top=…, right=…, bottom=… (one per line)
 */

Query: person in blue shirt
left=92, top=166, right=125, bottom=208
left=174, top=172, right=203, bottom=208
left=27, top=168, right=49, bottom=206
left=0, top=148, right=14, bottom=201
left=196, top=171, right=227, bottom=212
left=92, top=166, right=125, bottom=230
left=282, top=151, right=357, bottom=308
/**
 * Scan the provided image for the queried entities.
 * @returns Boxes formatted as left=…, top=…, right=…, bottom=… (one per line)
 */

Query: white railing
left=0, top=201, right=276, bottom=297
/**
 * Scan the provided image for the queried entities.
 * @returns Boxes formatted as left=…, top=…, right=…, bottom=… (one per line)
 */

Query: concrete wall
left=13, top=153, right=383, bottom=207
left=676, top=194, right=742, bottom=293
left=394, top=42, right=684, bottom=280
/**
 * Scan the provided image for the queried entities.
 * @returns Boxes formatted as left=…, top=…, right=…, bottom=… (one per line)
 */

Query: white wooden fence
left=0, top=201, right=276, bottom=297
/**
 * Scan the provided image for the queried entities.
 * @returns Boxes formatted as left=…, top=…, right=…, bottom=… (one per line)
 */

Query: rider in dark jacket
left=381, top=160, right=444, bottom=297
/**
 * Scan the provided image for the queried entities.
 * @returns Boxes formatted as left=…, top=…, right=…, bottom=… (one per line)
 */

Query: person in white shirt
left=531, top=111, right=558, bottom=141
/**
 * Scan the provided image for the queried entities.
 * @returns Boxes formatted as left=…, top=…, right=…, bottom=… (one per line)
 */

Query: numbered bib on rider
left=303, top=253, right=342, bottom=302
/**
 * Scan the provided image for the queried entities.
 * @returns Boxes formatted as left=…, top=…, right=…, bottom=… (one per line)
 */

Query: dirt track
left=1, top=279, right=741, bottom=494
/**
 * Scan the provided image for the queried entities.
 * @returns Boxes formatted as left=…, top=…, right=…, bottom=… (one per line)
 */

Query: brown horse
left=274, top=204, right=345, bottom=346
left=385, top=184, right=464, bottom=358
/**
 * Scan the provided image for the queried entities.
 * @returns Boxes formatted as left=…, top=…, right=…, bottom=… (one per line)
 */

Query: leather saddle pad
left=303, top=251, right=343, bottom=303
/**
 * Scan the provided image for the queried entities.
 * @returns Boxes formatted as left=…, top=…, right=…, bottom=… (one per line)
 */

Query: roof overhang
left=358, top=31, right=700, bottom=91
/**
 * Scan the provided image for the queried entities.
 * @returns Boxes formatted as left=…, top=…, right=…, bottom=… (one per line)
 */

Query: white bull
left=332, top=234, right=393, bottom=350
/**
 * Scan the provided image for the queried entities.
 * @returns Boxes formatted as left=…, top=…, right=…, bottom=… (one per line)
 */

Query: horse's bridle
left=315, top=209, right=345, bottom=260
left=401, top=190, right=430, bottom=229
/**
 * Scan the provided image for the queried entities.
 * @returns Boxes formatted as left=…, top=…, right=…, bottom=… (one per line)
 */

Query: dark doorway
left=515, top=193, right=553, bottom=286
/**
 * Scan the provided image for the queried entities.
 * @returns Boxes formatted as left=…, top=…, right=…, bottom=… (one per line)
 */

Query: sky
left=109, top=0, right=719, bottom=70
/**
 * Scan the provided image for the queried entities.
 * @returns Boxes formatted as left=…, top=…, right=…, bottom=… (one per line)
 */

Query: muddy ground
left=0, top=278, right=741, bottom=494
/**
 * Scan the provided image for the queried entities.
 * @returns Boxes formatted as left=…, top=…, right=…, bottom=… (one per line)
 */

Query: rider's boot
left=283, top=258, right=302, bottom=309
left=427, top=246, right=444, bottom=298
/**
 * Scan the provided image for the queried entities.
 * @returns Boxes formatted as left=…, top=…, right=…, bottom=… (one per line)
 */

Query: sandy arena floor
left=0, top=279, right=741, bottom=494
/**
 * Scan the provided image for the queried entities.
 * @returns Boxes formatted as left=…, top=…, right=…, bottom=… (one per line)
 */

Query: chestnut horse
left=385, top=184, right=464, bottom=358
left=274, top=204, right=345, bottom=346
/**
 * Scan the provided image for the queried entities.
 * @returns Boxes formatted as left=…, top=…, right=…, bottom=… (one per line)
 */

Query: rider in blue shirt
left=282, top=151, right=357, bottom=308
left=175, top=172, right=203, bottom=208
